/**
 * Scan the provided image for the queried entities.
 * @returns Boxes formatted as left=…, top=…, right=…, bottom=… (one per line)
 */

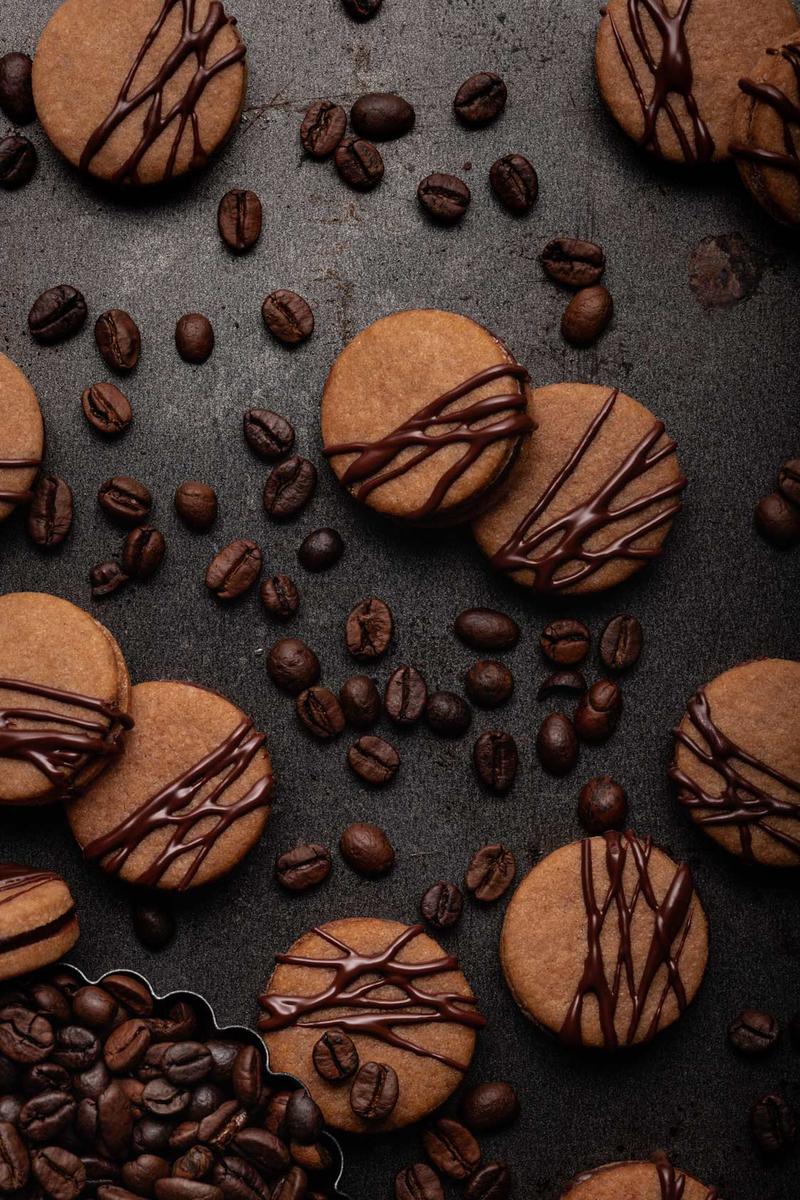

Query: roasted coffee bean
left=262, top=1091, right=291, bottom=1137
left=347, top=736, right=400, bottom=786
left=352, top=93, right=415, bottom=140
left=465, top=1163, right=511, bottom=1200
left=26, top=475, right=73, bottom=549
left=175, top=314, right=214, bottom=364
left=122, top=525, right=165, bottom=581
left=538, top=665, right=589, bottom=698
left=335, top=136, right=384, bottom=190
left=750, top=1092, right=797, bottom=1154
left=778, top=458, right=800, bottom=508
left=540, top=237, right=605, bottom=288
left=205, top=540, right=262, bottom=601
left=312, top=1031, right=358, bottom=1084
left=136, top=1116, right=173, bottom=1154
left=423, top=1118, right=481, bottom=1179
left=417, top=174, right=471, bottom=225
left=76, top=1095, right=98, bottom=1141
left=74, top=1059, right=110, bottom=1098
left=300, top=100, right=347, bottom=158
left=28, top=984, right=71, bottom=1024
left=599, top=614, right=643, bottom=671
left=0, top=1096, right=21, bottom=1123
left=90, top=561, right=129, bottom=599
left=233, top=1127, right=289, bottom=1173
left=259, top=575, right=300, bottom=624
left=0, top=134, right=37, bottom=189
left=98, top=476, right=151, bottom=526
left=297, top=528, right=344, bottom=572
left=171, top=1143, right=212, bottom=1180
left=32, top=1145, right=85, bottom=1200
left=0, top=1008, right=54, bottom=1063
left=285, top=1091, right=323, bottom=1144
left=460, top=1081, right=519, bottom=1133
left=163, top=1045, right=213, bottom=1088
left=561, top=285, right=613, bottom=346
left=99, top=1081, right=135, bottom=1152
left=175, top=481, right=217, bottom=531
left=574, top=680, right=622, bottom=743
left=271, top=1165, right=308, bottom=1200
left=150, top=1001, right=197, bottom=1042
left=102, top=975, right=153, bottom=1016
left=188, top=1085, right=224, bottom=1121
left=296, top=686, right=346, bottom=740
left=578, top=776, right=628, bottom=833
left=262, top=291, right=314, bottom=346
left=420, top=882, right=463, bottom=930
left=395, top=1163, right=444, bottom=1200
left=266, top=638, right=320, bottom=695
left=340, top=675, right=381, bottom=729
left=275, top=844, right=332, bottom=892
left=755, top=491, right=800, bottom=548
left=95, top=310, right=141, bottom=372
left=345, top=598, right=393, bottom=660
left=465, top=844, right=516, bottom=903
left=104, top=1020, right=151, bottom=1072
left=465, top=661, right=513, bottom=708
left=230, top=1047, right=262, bottom=1108
left=72, top=987, right=117, bottom=1031
left=82, top=382, right=132, bottom=436
left=426, top=692, right=472, bottom=737
left=340, top=823, right=395, bottom=877
left=19, top=1090, right=76, bottom=1141
left=0, top=52, right=35, bottom=123
left=23, top=1063, right=70, bottom=1096
left=454, top=72, right=507, bottom=126
left=454, top=608, right=519, bottom=651
left=540, top=618, right=590, bottom=665
left=122, top=1155, right=170, bottom=1192
left=489, top=154, right=538, bottom=213
left=53, top=1026, right=104, bottom=1069
left=536, top=713, right=579, bottom=774
left=263, top=456, right=317, bottom=518
left=155, top=1179, right=223, bottom=1200
left=343, top=0, right=382, bottom=18
left=728, top=1009, right=780, bottom=1055
left=385, top=665, right=427, bottom=726
left=473, top=731, right=518, bottom=795
left=243, top=408, right=295, bottom=460
left=217, top=189, right=262, bottom=253
left=131, top=902, right=175, bottom=950
left=0, top=1120, right=28, bottom=1191
left=350, top=1062, right=398, bottom=1122
left=28, top=285, right=88, bottom=345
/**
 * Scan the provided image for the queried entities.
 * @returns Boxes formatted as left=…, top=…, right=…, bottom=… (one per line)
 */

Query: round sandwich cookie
left=731, top=33, right=800, bottom=225
left=562, top=1160, right=719, bottom=1200
left=472, top=383, right=685, bottom=595
left=500, top=831, right=708, bottom=1050
left=33, top=0, right=248, bottom=187
left=0, top=864, right=79, bottom=981
left=595, top=0, right=798, bottom=165
left=0, top=592, right=132, bottom=806
left=68, top=680, right=273, bottom=890
left=670, top=658, right=800, bottom=868
left=0, top=355, right=44, bottom=523
left=258, top=917, right=486, bottom=1132
left=321, top=309, right=534, bottom=525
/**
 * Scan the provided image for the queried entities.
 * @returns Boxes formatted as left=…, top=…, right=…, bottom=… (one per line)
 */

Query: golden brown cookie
left=321, top=310, right=534, bottom=525
left=33, top=0, right=247, bottom=186
left=562, top=1160, right=719, bottom=1200
left=0, top=592, right=132, bottom=806
left=500, top=832, right=708, bottom=1050
left=0, top=864, right=79, bottom=981
left=258, top=918, right=485, bottom=1132
left=472, top=383, right=685, bottom=595
left=595, top=0, right=798, bottom=165
left=68, top=680, right=273, bottom=889
left=731, top=33, right=800, bottom=225
left=670, top=658, right=800, bottom=868
left=0, top=355, right=44, bottom=523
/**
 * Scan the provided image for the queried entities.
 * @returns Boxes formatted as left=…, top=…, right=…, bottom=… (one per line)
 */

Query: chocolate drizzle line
left=607, top=0, right=715, bottom=163
left=258, top=923, right=487, bottom=1071
left=0, top=865, right=76, bottom=955
left=0, top=457, right=41, bottom=506
left=490, top=389, right=685, bottom=592
left=559, top=831, right=697, bottom=1050
left=731, top=44, right=800, bottom=179
left=79, top=0, right=246, bottom=185
left=670, top=688, right=800, bottom=863
left=655, top=1159, right=719, bottom=1200
left=0, top=678, right=133, bottom=799
left=323, top=363, right=533, bottom=521
left=83, top=720, right=272, bottom=890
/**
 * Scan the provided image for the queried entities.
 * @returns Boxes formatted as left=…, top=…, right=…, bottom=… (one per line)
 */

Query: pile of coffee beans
left=539, top=236, right=613, bottom=348
left=755, top=458, right=800, bottom=549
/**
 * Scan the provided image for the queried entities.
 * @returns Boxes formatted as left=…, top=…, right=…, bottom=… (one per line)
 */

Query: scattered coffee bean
left=352, top=93, right=415, bottom=140
left=32, top=1145, right=85, bottom=1199
left=489, top=154, right=538, bottom=214
left=755, top=491, right=800, bottom=548
left=263, top=456, right=317, bottom=518
left=599, top=614, right=643, bottom=671
left=296, top=687, right=346, bottom=740
left=540, top=618, right=590, bottom=665
left=205, top=539, right=262, bottom=601
left=312, top=1032, right=358, bottom=1084
left=300, top=100, right=347, bottom=158
left=460, top=1081, right=519, bottom=1133
left=0, top=134, right=37, bottom=189
left=217, top=189, right=262, bottom=252
left=540, top=237, right=605, bottom=288
left=347, top=736, right=399, bottom=786
left=297, top=528, right=344, bottom=572
left=98, top=476, right=151, bottom=526
left=121, top=526, right=165, bottom=581
left=350, top=1063, right=398, bottom=1122
left=385, top=665, right=427, bottom=726
left=578, top=776, right=628, bottom=834
left=90, top=561, right=129, bottom=599
left=175, top=313, right=214, bottom=363
left=426, top=692, right=471, bottom=737
left=778, top=458, right=800, bottom=508
left=536, top=670, right=586, bottom=701
left=561, top=285, right=613, bottom=346
left=174, top=481, right=217, bottom=531
left=728, top=1009, right=780, bottom=1056
left=26, top=474, right=73, bottom=549
left=335, top=136, right=384, bottom=190
left=465, top=1163, right=511, bottom=1200
left=473, top=732, right=518, bottom=795
left=243, top=408, right=295, bottom=460
left=396, top=1163, right=444, bottom=1200
left=574, top=680, right=622, bottom=743
left=340, top=675, right=381, bottom=729
left=340, top=823, right=395, bottom=876
left=266, top=638, right=320, bottom=695
left=28, top=285, right=87, bottom=345
left=260, top=574, right=300, bottom=621
left=275, top=844, right=332, bottom=892
left=423, top=1118, right=481, bottom=1179
left=750, top=1092, right=797, bottom=1154
left=343, top=0, right=382, bottom=19
left=94, top=309, right=141, bottom=373
left=454, top=72, right=507, bottom=127
left=0, top=1119, right=28, bottom=1191
left=465, top=844, right=516, bottom=903
left=417, top=174, right=471, bottom=225
left=420, top=882, right=463, bottom=930
left=131, top=903, right=175, bottom=951
left=81, top=382, right=132, bottom=436
left=454, top=608, right=519, bottom=651
left=285, top=1089, right=323, bottom=1143
left=0, top=52, right=35, bottom=123
left=536, top=713, right=579, bottom=774
left=465, top=661, right=513, bottom=707
left=345, top=598, right=393, bottom=660
left=262, top=290, right=314, bottom=346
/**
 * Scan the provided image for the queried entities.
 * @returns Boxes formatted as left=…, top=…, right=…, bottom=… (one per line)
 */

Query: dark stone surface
left=1, top=3, right=799, bottom=1199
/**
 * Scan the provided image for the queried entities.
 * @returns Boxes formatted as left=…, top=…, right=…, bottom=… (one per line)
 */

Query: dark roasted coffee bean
left=0, top=52, right=35, bottom=123
left=19, top=1090, right=76, bottom=1141
left=454, top=608, right=518, bottom=651
left=53, top=1025, right=99, bottom=1070
left=778, top=458, right=800, bottom=508
left=352, top=93, right=415, bottom=140
left=541, top=237, right=605, bottom=288
left=347, top=736, right=400, bottom=786
left=262, top=1091, right=291, bottom=1137
left=155, top=1179, right=223, bottom=1200
left=537, top=670, right=587, bottom=701
left=82, top=382, right=132, bottom=436
left=188, top=1085, right=224, bottom=1121
left=275, top=844, right=332, bottom=892
left=271, top=1166, right=307, bottom=1200
left=465, top=661, right=513, bottom=707
left=396, top=1163, right=444, bottom=1200
left=32, top=1145, right=85, bottom=1200
left=74, top=1059, right=110, bottom=1098
left=295, top=686, right=346, bottom=740
left=460, top=1081, right=519, bottom=1133
left=0, top=134, right=37, bottom=189
left=26, top=475, right=73, bottom=549
left=343, top=0, right=382, bottom=18
left=98, top=475, right=151, bottom=526
left=262, top=291, right=314, bottom=346
left=297, top=527, right=344, bottom=572
left=465, top=1163, right=511, bottom=1200
left=175, top=314, right=214, bottom=364
left=231, top=1047, right=262, bottom=1107
left=260, top=574, right=300, bottom=622
left=102, top=975, right=153, bottom=1016
left=300, top=100, right=347, bottom=158
left=171, top=1143, right=214, bottom=1181
left=217, top=189, right=262, bottom=253
left=150, top=1001, right=198, bottom=1042
left=574, top=680, right=622, bottom=743
left=205, top=540, right=262, bottom=601
left=536, top=712, right=579, bottom=774
left=755, top=491, right=800, bottom=548
left=175, top=481, right=217, bottom=531
left=426, top=692, right=471, bottom=737
left=465, top=844, right=516, bottom=903
left=750, top=1092, right=797, bottom=1154
left=562, top=285, right=613, bottom=346
left=131, top=902, right=175, bottom=950
left=233, top=1126, right=289, bottom=1173
left=104, top=1020, right=151, bottom=1072
left=89, top=561, right=129, bottom=599
left=454, top=72, right=507, bottom=126
left=599, top=614, right=643, bottom=671
left=98, top=1081, right=134, bottom=1153
left=340, top=823, right=395, bottom=876
left=417, top=173, right=471, bottom=225
left=489, top=153, right=538, bottom=213
left=578, top=776, right=628, bottom=833
left=350, top=1062, right=398, bottom=1122
left=28, top=983, right=71, bottom=1022
left=29, top=285, right=88, bottom=345
left=72, top=987, right=117, bottom=1030
left=95, top=310, right=141, bottom=372
left=122, top=1155, right=170, bottom=1192
left=135, top=1116, right=172, bottom=1154
left=423, top=1118, right=481, bottom=1179
left=266, top=638, right=320, bottom=695
left=76, top=1095, right=98, bottom=1141
left=335, top=136, right=384, bottom=190
left=420, top=882, right=463, bottom=930
left=285, top=1091, right=323, bottom=1144
left=0, top=1007, right=54, bottom=1063
left=163, top=1044, right=212, bottom=1088
left=0, top=1119, right=28, bottom=1192
left=345, top=598, right=393, bottom=659
left=312, top=1031, right=358, bottom=1084
left=385, top=665, right=427, bottom=726
left=243, top=408, right=295, bottom=460
left=728, top=1009, right=780, bottom=1055
left=122, top=525, right=165, bottom=581
left=23, top=1063, right=70, bottom=1095
left=263, top=456, right=317, bottom=518
left=340, top=675, right=381, bottom=729
left=540, top=618, right=590, bottom=665
left=473, top=731, right=518, bottom=794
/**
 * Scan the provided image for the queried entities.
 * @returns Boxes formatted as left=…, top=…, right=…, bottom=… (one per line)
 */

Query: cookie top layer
left=732, top=34, right=800, bottom=225
left=501, top=832, right=708, bottom=1049
left=33, top=0, right=247, bottom=186
left=472, top=383, right=685, bottom=595
left=321, top=310, right=533, bottom=524
left=596, top=0, right=799, bottom=165
left=0, top=354, right=44, bottom=522
left=671, top=658, right=800, bottom=868
left=258, top=917, right=485, bottom=1132
left=0, top=863, right=79, bottom=981
left=0, top=592, right=132, bottom=806
left=562, top=1160, right=719, bottom=1200
left=68, top=680, right=273, bottom=890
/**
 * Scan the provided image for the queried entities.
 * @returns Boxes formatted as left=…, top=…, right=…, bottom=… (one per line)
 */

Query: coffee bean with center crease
left=345, top=598, right=393, bottom=660
left=26, top=475, right=73, bottom=549
left=423, top=1118, right=481, bottom=1179
left=465, top=844, right=516, bottom=902
left=231, top=1046, right=262, bottom=1108
left=0, top=1120, right=28, bottom=1191
left=489, top=154, right=538, bottom=214
left=460, top=1081, right=519, bottom=1133
left=473, top=731, right=518, bottom=794
left=778, top=458, right=800, bottom=508
left=32, top=1145, right=85, bottom=1200
left=426, top=692, right=471, bottom=737
left=0, top=52, right=35, bottom=123
left=298, top=528, right=344, bottom=572
left=275, top=844, right=331, bottom=892
left=418, top=174, right=471, bottom=225
left=396, top=1163, right=444, bottom=1200
left=350, top=1062, right=398, bottom=1122
left=262, top=291, right=314, bottom=346
left=335, top=137, right=384, bottom=190
left=750, top=1092, right=797, bottom=1154
left=536, top=713, right=579, bottom=774
left=562, top=285, right=613, bottom=347
left=175, top=314, right=214, bottom=364
left=28, top=286, right=88, bottom=345
left=267, top=638, right=320, bottom=696
left=465, top=1163, right=511, bottom=1200
left=123, top=1156, right=170, bottom=1191
left=454, top=608, right=519, bottom=651
left=420, top=882, right=463, bottom=930
left=122, top=526, right=165, bottom=581
left=728, top=1009, right=780, bottom=1055
left=347, top=736, right=399, bottom=786
left=296, top=686, right=345, bottom=740
left=90, top=561, right=129, bottom=599
left=98, top=476, right=151, bottom=526
left=158, top=1180, right=223, bottom=1199
left=541, top=237, right=606, bottom=288
left=271, top=1167, right=308, bottom=1200
left=540, top=619, right=590, bottom=665
left=217, top=189, right=262, bottom=253
left=343, top=0, right=382, bottom=18
left=578, top=776, right=628, bottom=833
left=175, top=481, right=217, bottom=531
left=231, top=1128, right=289, bottom=1174
left=300, top=100, right=347, bottom=158
left=243, top=409, right=295, bottom=460
left=599, top=614, right=643, bottom=671
left=385, top=665, right=427, bottom=726
left=352, top=93, right=415, bottom=140
left=131, top=902, right=175, bottom=950
left=82, top=382, right=132, bottom=436
left=19, top=1090, right=75, bottom=1140
left=0, top=1007, right=54, bottom=1063
left=574, top=680, right=622, bottom=743
left=465, top=661, right=513, bottom=707
left=755, top=492, right=800, bottom=548
left=312, top=1031, right=358, bottom=1084
left=263, top=456, right=317, bottom=518
left=340, top=823, right=395, bottom=876
left=340, top=675, right=381, bottom=729
left=454, top=72, right=507, bottom=126
left=95, top=310, right=141, bottom=372
left=260, top=574, right=300, bottom=621
left=285, top=1090, right=323, bottom=1143
left=0, top=134, right=37, bottom=189
left=205, top=540, right=262, bottom=601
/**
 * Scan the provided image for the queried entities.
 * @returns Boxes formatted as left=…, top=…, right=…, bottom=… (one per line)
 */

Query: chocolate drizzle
left=83, top=719, right=272, bottom=890
left=323, top=362, right=533, bottom=521
left=79, top=0, right=246, bottom=185
left=258, top=923, right=486, bottom=1071
left=0, top=457, right=40, bottom=506
left=0, top=866, right=76, bottom=954
left=490, top=389, right=685, bottom=592
left=656, top=1159, right=718, bottom=1200
left=607, top=0, right=715, bottom=163
left=731, top=44, right=800, bottom=179
left=670, top=688, right=800, bottom=863
left=559, top=831, right=697, bottom=1050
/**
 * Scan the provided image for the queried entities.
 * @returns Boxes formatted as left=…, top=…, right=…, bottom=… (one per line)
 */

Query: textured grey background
left=1, top=1, right=799, bottom=1198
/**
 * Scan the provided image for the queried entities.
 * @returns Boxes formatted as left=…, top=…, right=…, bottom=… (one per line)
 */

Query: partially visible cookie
left=0, top=864, right=79, bottom=981
left=0, top=355, right=44, bottom=523
left=562, top=1160, right=719, bottom=1200
left=731, top=33, right=800, bottom=225
left=670, top=658, right=800, bottom=868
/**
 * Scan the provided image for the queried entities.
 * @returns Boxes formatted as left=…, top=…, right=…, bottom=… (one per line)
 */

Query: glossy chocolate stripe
left=0, top=905, right=76, bottom=955
left=0, top=457, right=40, bottom=505
left=731, top=46, right=800, bottom=178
